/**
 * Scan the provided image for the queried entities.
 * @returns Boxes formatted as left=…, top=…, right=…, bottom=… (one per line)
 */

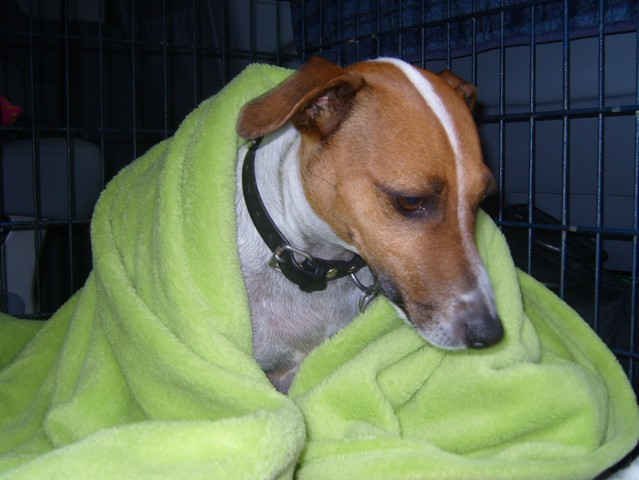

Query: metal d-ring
left=270, top=244, right=316, bottom=271
left=349, top=271, right=380, bottom=312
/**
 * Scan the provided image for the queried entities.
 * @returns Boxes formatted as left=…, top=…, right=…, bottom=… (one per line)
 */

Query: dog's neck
left=240, top=125, right=354, bottom=262
left=235, top=125, right=365, bottom=391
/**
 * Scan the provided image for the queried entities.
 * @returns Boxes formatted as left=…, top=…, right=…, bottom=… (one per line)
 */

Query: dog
left=235, top=57, right=503, bottom=392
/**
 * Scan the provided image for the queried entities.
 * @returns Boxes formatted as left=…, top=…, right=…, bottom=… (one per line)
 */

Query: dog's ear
left=237, top=56, right=365, bottom=140
left=438, top=70, right=477, bottom=111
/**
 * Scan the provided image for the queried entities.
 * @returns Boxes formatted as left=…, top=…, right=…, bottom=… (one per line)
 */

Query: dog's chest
left=235, top=130, right=366, bottom=374
left=239, top=249, right=361, bottom=371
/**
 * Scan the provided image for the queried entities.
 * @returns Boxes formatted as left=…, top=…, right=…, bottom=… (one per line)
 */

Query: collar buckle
left=271, top=244, right=315, bottom=267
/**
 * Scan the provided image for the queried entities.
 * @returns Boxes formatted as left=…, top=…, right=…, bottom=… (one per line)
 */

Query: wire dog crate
left=0, top=0, right=637, bottom=396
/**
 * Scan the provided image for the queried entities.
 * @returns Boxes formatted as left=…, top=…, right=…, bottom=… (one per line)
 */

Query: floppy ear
left=438, top=70, right=477, bottom=111
left=237, top=56, right=365, bottom=140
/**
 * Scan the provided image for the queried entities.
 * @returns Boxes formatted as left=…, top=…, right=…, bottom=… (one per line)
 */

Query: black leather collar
left=241, top=138, right=366, bottom=293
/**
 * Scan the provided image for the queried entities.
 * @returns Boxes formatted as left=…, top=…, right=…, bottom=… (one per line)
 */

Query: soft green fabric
left=0, top=64, right=637, bottom=480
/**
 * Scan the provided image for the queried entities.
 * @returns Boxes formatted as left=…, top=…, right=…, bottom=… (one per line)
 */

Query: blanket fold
left=0, top=64, right=637, bottom=480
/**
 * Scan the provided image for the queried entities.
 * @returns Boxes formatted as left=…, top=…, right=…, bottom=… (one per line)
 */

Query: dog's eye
left=396, top=196, right=423, bottom=211
left=394, top=195, right=429, bottom=215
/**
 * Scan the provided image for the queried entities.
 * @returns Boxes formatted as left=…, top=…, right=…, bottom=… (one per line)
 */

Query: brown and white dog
left=235, top=57, right=503, bottom=392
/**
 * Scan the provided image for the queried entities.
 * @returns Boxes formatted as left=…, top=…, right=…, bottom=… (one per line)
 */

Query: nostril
left=469, top=338, right=489, bottom=349
left=465, top=315, right=504, bottom=349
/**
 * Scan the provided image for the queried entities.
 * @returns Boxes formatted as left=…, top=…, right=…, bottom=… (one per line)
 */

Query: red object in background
left=0, top=96, right=23, bottom=126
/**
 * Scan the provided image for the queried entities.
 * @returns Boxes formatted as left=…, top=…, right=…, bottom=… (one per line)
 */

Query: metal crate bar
left=471, top=0, right=477, bottom=85
left=480, top=104, right=639, bottom=123
left=498, top=0, right=506, bottom=224
left=398, top=0, right=403, bottom=58
left=63, top=0, right=76, bottom=296
left=337, top=0, right=343, bottom=64
left=631, top=14, right=639, bottom=382
left=162, top=0, right=169, bottom=138
left=98, top=0, right=106, bottom=188
left=28, top=0, right=42, bottom=313
left=612, top=348, right=639, bottom=362
left=593, top=0, right=606, bottom=332
left=527, top=3, right=536, bottom=275
left=301, top=0, right=307, bottom=61
left=0, top=219, right=91, bottom=230
left=250, top=0, right=256, bottom=64
left=130, top=0, right=137, bottom=161
left=559, top=0, right=570, bottom=299
left=222, top=0, right=229, bottom=83
left=446, top=0, right=451, bottom=70
left=497, top=219, right=639, bottom=239
left=276, top=0, right=282, bottom=65
left=419, top=0, right=425, bottom=68
left=192, top=0, right=200, bottom=106
left=375, top=0, right=380, bottom=57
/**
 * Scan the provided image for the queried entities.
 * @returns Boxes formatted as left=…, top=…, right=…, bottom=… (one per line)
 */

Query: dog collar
left=241, top=138, right=367, bottom=293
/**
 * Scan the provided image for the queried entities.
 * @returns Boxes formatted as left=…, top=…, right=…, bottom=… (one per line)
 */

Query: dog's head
left=238, top=57, right=503, bottom=350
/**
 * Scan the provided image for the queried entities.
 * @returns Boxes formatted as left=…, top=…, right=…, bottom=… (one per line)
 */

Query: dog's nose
left=452, top=288, right=504, bottom=349
left=460, top=302, right=504, bottom=349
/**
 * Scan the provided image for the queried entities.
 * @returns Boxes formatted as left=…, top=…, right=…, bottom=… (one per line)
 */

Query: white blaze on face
left=373, top=57, right=496, bottom=316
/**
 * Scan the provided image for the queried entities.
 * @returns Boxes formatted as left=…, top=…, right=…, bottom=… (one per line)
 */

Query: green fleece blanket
left=1, top=64, right=637, bottom=480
